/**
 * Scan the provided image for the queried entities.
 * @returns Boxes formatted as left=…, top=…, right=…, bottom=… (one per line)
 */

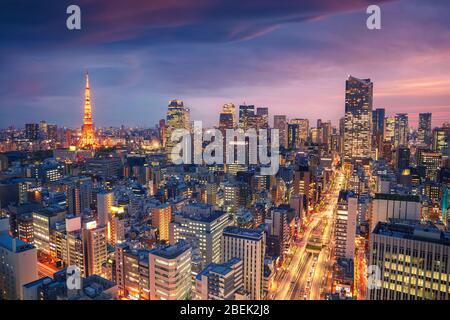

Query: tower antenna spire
left=79, top=69, right=96, bottom=149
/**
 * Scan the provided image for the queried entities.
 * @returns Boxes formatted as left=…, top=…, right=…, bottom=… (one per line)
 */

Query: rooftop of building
left=185, top=202, right=211, bottom=209
left=24, top=271, right=116, bottom=300
left=33, top=205, right=66, bottom=217
left=175, top=210, right=226, bottom=223
left=373, top=220, right=450, bottom=245
left=149, top=240, right=191, bottom=259
left=374, top=193, right=420, bottom=202
left=0, top=231, right=35, bottom=252
left=196, top=257, right=241, bottom=280
left=223, top=225, right=265, bottom=240
left=338, top=190, right=356, bottom=203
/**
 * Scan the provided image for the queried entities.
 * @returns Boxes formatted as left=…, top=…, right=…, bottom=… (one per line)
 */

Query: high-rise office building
left=149, top=241, right=192, bottom=300
left=165, top=100, right=190, bottom=152
left=84, top=224, right=108, bottom=277
left=310, top=127, right=320, bottom=144
left=32, top=207, right=66, bottom=254
left=222, top=103, right=236, bottom=126
left=219, top=103, right=237, bottom=130
left=170, top=210, right=229, bottom=265
left=222, top=226, right=265, bottom=300
left=290, top=119, right=309, bottom=142
left=368, top=221, right=450, bottom=300
left=287, top=123, right=300, bottom=150
left=238, top=105, right=255, bottom=130
left=46, top=124, right=58, bottom=141
left=273, top=115, right=287, bottom=148
left=108, top=206, right=126, bottom=246
left=418, top=113, right=432, bottom=146
left=67, top=177, right=93, bottom=216
left=223, top=182, right=240, bottom=212
left=195, top=258, right=245, bottom=300
left=256, top=107, right=269, bottom=129
left=25, top=123, right=40, bottom=141
left=384, top=116, right=395, bottom=143
left=97, top=191, right=114, bottom=227
left=115, top=244, right=151, bottom=300
left=335, top=190, right=357, bottom=260
left=394, top=113, right=409, bottom=148
left=396, top=147, right=410, bottom=172
left=419, top=151, right=442, bottom=182
left=293, top=164, right=310, bottom=208
left=219, top=113, right=235, bottom=131
left=152, top=204, right=172, bottom=242
left=344, top=76, right=373, bottom=160
left=266, top=208, right=291, bottom=258
left=372, top=108, right=385, bottom=137
left=0, top=232, right=38, bottom=300
left=318, top=120, right=332, bottom=147
left=372, top=108, right=385, bottom=155
left=432, top=127, right=450, bottom=152
left=65, top=222, right=107, bottom=278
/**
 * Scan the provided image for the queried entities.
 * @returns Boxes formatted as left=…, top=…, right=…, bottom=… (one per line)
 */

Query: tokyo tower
left=79, top=71, right=97, bottom=149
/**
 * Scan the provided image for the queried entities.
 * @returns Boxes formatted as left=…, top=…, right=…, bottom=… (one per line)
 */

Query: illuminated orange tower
left=79, top=71, right=97, bottom=149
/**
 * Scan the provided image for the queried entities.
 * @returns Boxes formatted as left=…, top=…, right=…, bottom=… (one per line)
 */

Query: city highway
left=271, top=171, right=344, bottom=300
left=309, top=172, right=343, bottom=299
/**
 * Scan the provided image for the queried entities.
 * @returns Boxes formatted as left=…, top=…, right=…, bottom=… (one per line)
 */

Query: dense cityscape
left=0, top=71, right=449, bottom=301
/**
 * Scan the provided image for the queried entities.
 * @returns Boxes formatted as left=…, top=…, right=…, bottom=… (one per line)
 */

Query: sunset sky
left=1, top=0, right=449, bottom=128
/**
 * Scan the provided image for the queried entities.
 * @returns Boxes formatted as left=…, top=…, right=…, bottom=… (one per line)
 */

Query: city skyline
left=1, top=0, right=450, bottom=128
left=1, top=0, right=450, bottom=304
left=2, top=71, right=449, bottom=131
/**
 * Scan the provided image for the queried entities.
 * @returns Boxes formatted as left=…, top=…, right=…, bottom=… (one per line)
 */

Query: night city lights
left=0, top=0, right=450, bottom=316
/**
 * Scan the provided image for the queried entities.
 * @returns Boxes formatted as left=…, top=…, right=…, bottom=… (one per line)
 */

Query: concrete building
left=23, top=270, right=117, bottom=300
left=335, top=190, right=357, bottom=260
left=151, top=204, right=172, bottom=242
left=96, top=191, right=114, bottom=227
left=149, top=241, right=192, bottom=300
left=169, top=210, right=230, bottom=266
left=32, top=206, right=66, bottom=254
left=344, top=76, right=373, bottom=160
left=84, top=224, right=108, bottom=277
left=115, top=244, right=151, bottom=300
left=368, top=221, right=450, bottom=300
left=371, top=193, right=421, bottom=231
left=222, top=226, right=265, bottom=300
left=195, top=257, right=245, bottom=300
left=273, top=115, right=288, bottom=148
left=0, top=232, right=38, bottom=300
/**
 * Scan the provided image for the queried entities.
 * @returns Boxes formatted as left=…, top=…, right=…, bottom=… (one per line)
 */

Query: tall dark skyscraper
left=238, top=105, right=255, bottom=130
left=256, top=107, right=269, bottom=129
left=220, top=103, right=236, bottom=129
left=396, top=146, right=410, bottom=172
left=274, top=115, right=287, bottom=148
left=418, top=113, right=432, bottom=146
left=288, top=123, right=300, bottom=150
left=165, top=99, right=190, bottom=152
left=344, top=76, right=373, bottom=160
left=394, top=113, right=409, bottom=148
left=25, top=123, right=40, bottom=141
left=372, top=108, right=385, bottom=137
